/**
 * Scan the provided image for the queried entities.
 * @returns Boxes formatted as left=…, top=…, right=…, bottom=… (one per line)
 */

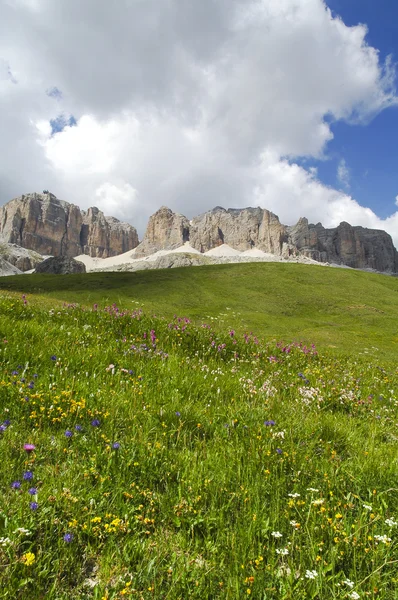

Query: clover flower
left=28, top=487, right=37, bottom=495
left=30, top=502, right=39, bottom=511
left=23, top=471, right=33, bottom=481
left=11, top=481, right=21, bottom=490
left=65, top=430, right=73, bottom=438
left=112, top=442, right=120, bottom=449
left=63, top=533, right=74, bottom=543
left=91, top=419, right=100, bottom=427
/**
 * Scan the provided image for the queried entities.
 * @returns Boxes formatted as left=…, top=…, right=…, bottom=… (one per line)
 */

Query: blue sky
left=318, top=0, right=398, bottom=218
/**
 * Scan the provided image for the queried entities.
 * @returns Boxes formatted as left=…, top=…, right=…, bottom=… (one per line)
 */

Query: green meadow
left=0, top=262, right=397, bottom=599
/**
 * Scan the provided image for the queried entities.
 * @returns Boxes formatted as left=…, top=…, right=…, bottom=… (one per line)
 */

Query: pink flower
left=23, top=444, right=36, bottom=453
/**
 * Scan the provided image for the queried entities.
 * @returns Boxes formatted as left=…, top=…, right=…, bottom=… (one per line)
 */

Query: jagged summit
left=133, top=205, right=398, bottom=273
left=0, top=192, right=139, bottom=258
left=0, top=194, right=397, bottom=273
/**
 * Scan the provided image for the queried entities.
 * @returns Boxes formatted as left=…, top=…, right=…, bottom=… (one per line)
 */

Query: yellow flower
left=22, top=552, right=35, bottom=566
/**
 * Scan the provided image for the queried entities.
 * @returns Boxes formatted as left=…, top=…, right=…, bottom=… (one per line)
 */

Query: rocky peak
left=134, top=206, right=190, bottom=258
left=0, top=192, right=139, bottom=258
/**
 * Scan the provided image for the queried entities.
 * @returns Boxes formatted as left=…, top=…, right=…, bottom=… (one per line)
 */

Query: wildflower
left=75, top=424, right=82, bottom=431
left=349, top=593, right=360, bottom=600
left=22, top=552, right=35, bottom=565
left=0, top=424, right=7, bottom=433
left=305, top=570, right=318, bottom=580
left=264, top=420, right=275, bottom=426
left=30, top=502, right=39, bottom=511
left=385, top=518, right=397, bottom=527
left=307, top=488, right=319, bottom=492
left=14, top=528, right=31, bottom=535
left=312, top=498, right=325, bottom=505
left=374, top=534, right=391, bottom=543
left=112, top=442, right=120, bottom=449
left=276, top=448, right=283, bottom=455
left=28, top=382, right=34, bottom=389
left=363, top=504, right=372, bottom=511
left=0, top=537, right=11, bottom=546
left=276, top=548, right=289, bottom=555
left=271, top=531, right=283, bottom=538
left=343, top=580, right=355, bottom=588
left=175, top=411, right=181, bottom=417
left=11, top=481, right=21, bottom=490
left=50, top=355, right=57, bottom=361
left=91, top=419, right=100, bottom=427
left=63, top=533, right=74, bottom=543
left=28, top=487, right=37, bottom=495
left=23, top=471, right=34, bottom=481
left=288, top=493, right=300, bottom=498
left=65, top=430, right=73, bottom=438
left=23, top=444, right=36, bottom=453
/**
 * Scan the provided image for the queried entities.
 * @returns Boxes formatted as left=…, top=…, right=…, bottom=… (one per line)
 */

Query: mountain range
left=0, top=192, right=397, bottom=274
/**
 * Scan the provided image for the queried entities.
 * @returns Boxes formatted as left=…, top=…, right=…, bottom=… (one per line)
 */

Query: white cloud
left=0, top=0, right=398, bottom=245
left=337, top=159, right=350, bottom=190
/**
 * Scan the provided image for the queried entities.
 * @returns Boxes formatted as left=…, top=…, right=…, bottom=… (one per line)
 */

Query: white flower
left=307, top=488, right=319, bottom=492
left=14, top=528, right=31, bottom=535
left=276, top=548, right=289, bottom=555
left=290, top=520, right=298, bottom=527
left=343, top=579, right=355, bottom=588
left=305, top=570, right=318, bottom=580
left=362, top=504, right=372, bottom=511
left=349, top=592, right=360, bottom=600
left=374, top=534, right=391, bottom=543
left=312, top=499, right=325, bottom=505
left=0, top=537, right=11, bottom=546
left=385, top=518, right=397, bottom=527
left=271, top=531, right=283, bottom=538
left=288, top=493, right=300, bottom=498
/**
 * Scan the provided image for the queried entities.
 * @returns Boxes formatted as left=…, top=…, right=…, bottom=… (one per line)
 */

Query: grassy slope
left=1, top=262, right=398, bottom=361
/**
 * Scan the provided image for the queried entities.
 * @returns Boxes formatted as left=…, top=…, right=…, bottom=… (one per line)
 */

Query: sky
left=1, top=0, right=398, bottom=243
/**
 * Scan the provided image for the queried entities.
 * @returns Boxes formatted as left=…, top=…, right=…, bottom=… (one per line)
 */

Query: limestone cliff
left=136, top=206, right=398, bottom=272
left=134, top=206, right=190, bottom=258
left=0, top=192, right=139, bottom=258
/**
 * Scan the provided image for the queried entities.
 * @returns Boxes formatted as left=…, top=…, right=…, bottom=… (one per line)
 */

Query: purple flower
left=112, top=442, right=120, bottom=449
left=33, top=374, right=38, bottom=378
left=63, top=533, right=73, bottom=543
left=23, top=471, right=34, bottom=481
left=264, top=420, right=276, bottom=427
left=175, top=411, right=181, bottom=417
left=65, top=430, right=73, bottom=438
left=0, top=424, right=7, bottom=433
left=276, top=448, right=283, bottom=455
left=91, top=419, right=100, bottom=427
left=3, top=420, right=10, bottom=426
left=28, top=487, right=37, bottom=495
left=50, top=355, right=57, bottom=361
left=30, top=501, right=39, bottom=511
left=11, top=370, right=19, bottom=375
left=11, top=481, right=21, bottom=489
left=24, top=396, right=29, bottom=402
left=75, top=424, right=82, bottom=431
left=24, top=443, right=36, bottom=453
left=28, top=382, right=34, bottom=389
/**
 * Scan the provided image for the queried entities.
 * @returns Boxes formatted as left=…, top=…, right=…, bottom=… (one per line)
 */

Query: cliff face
left=135, top=206, right=398, bottom=272
left=134, top=206, right=190, bottom=258
left=286, top=218, right=398, bottom=272
left=0, top=193, right=139, bottom=258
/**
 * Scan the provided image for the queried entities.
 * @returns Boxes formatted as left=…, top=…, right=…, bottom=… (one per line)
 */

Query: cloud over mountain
left=1, top=0, right=398, bottom=241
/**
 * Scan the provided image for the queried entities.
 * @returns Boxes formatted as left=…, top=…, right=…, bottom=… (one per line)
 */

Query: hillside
left=1, top=262, right=398, bottom=362
left=0, top=282, right=397, bottom=599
